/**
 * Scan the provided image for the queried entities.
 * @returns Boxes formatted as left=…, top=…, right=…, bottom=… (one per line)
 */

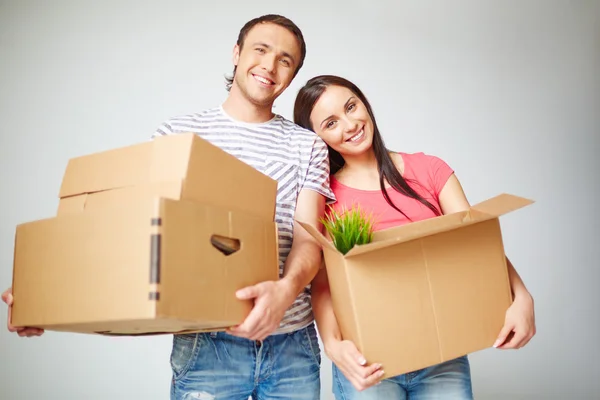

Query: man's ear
left=232, top=44, right=240, bottom=66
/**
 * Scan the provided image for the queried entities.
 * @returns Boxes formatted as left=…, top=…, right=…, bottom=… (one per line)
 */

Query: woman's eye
left=347, top=103, right=356, bottom=112
left=326, top=120, right=336, bottom=129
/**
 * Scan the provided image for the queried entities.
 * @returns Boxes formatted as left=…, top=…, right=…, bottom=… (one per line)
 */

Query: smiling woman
left=293, top=75, right=537, bottom=399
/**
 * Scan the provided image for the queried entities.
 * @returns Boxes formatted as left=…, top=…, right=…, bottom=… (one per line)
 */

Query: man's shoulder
left=161, top=107, right=223, bottom=127
left=273, top=114, right=326, bottom=147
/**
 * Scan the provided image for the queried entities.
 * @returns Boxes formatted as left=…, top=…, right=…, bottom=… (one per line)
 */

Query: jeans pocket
left=300, top=324, right=322, bottom=366
left=170, top=333, right=201, bottom=380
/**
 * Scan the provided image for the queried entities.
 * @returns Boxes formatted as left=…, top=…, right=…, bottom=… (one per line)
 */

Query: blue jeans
left=333, top=355, right=473, bottom=400
left=170, top=323, right=321, bottom=400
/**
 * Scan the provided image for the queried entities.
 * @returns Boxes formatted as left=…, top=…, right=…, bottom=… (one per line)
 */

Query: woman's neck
left=341, top=149, right=378, bottom=175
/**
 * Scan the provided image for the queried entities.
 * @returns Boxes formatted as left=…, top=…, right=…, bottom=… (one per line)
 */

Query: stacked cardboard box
left=10, top=133, right=280, bottom=335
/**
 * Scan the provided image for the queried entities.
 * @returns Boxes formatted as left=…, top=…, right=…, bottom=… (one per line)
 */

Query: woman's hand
left=494, top=294, right=536, bottom=349
left=325, top=339, right=385, bottom=391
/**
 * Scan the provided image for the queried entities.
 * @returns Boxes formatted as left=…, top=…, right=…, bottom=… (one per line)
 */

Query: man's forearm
left=280, top=240, right=322, bottom=296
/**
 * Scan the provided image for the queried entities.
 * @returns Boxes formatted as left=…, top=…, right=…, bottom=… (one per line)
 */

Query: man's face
left=232, top=22, right=302, bottom=107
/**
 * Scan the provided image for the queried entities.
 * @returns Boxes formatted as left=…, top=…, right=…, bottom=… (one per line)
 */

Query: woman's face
left=309, top=85, right=374, bottom=158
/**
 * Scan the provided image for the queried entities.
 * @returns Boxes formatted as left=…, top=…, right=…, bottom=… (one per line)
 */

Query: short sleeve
left=428, top=155, right=454, bottom=197
left=150, top=120, right=174, bottom=139
left=301, top=136, right=336, bottom=204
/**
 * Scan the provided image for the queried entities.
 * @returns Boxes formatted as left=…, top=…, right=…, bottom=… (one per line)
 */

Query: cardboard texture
left=57, top=133, right=277, bottom=220
left=11, top=133, right=280, bottom=335
left=299, top=193, right=534, bottom=378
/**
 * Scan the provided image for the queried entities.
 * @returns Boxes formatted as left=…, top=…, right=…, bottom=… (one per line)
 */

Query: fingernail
left=378, top=370, right=385, bottom=377
left=493, top=339, right=502, bottom=348
left=358, top=357, right=366, bottom=365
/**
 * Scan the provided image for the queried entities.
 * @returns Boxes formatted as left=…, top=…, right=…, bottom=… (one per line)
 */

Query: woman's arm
left=312, top=261, right=384, bottom=391
left=438, top=174, right=536, bottom=349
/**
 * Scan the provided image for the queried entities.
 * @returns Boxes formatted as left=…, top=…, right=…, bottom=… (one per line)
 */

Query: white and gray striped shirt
left=152, top=105, right=335, bottom=334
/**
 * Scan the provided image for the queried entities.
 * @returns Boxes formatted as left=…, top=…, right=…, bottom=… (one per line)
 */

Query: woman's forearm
left=311, top=269, right=342, bottom=353
left=506, top=256, right=533, bottom=303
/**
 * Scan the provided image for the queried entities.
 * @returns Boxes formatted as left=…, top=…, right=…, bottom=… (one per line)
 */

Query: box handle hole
left=210, top=235, right=241, bottom=256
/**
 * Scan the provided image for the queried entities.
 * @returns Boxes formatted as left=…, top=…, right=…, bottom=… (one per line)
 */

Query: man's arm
left=280, top=189, right=326, bottom=295
left=227, top=188, right=326, bottom=341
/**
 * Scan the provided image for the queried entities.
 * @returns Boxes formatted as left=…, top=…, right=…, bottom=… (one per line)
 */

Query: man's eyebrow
left=250, top=42, right=296, bottom=65
left=320, top=97, right=355, bottom=128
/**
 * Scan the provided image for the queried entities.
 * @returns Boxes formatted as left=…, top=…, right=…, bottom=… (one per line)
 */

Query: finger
left=228, top=307, right=264, bottom=337
left=498, top=331, right=522, bottom=349
left=493, top=323, right=514, bottom=348
left=2, top=291, right=13, bottom=306
left=254, top=320, right=279, bottom=341
left=362, top=368, right=386, bottom=389
left=343, top=343, right=367, bottom=366
left=361, top=362, right=383, bottom=379
left=351, top=368, right=385, bottom=392
left=6, top=301, right=17, bottom=332
left=235, top=284, right=261, bottom=300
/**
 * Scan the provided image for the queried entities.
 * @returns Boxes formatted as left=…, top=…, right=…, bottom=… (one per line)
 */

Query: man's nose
left=261, top=54, right=276, bottom=73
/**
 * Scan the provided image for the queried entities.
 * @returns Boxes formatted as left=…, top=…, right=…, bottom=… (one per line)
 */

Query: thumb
left=1, top=291, right=12, bottom=306
left=236, top=284, right=260, bottom=300
left=494, top=323, right=513, bottom=348
left=345, top=341, right=367, bottom=365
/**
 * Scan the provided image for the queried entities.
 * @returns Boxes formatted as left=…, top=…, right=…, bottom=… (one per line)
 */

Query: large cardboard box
left=11, top=133, right=280, bottom=335
left=299, top=193, right=533, bottom=378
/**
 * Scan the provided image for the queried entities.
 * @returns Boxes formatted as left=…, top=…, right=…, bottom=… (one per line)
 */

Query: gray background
left=1, top=0, right=598, bottom=399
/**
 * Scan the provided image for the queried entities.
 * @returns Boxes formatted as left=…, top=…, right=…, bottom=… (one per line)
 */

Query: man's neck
left=222, top=85, right=274, bottom=123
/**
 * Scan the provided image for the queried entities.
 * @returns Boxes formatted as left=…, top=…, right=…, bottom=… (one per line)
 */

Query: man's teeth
left=254, top=75, right=272, bottom=85
left=349, top=129, right=364, bottom=142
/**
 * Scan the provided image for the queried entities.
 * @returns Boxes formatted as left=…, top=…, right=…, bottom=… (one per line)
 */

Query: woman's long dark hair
left=293, top=75, right=441, bottom=219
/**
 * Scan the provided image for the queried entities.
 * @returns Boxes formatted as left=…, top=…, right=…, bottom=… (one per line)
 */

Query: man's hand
left=2, top=287, right=44, bottom=337
left=226, top=279, right=296, bottom=341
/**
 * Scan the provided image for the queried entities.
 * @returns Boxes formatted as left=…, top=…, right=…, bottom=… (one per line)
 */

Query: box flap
left=295, top=221, right=337, bottom=252
left=57, top=133, right=277, bottom=220
left=182, top=135, right=277, bottom=220
left=59, top=134, right=194, bottom=198
left=344, top=193, right=534, bottom=258
left=345, top=212, right=468, bottom=257
left=470, top=193, right=534, bottom=217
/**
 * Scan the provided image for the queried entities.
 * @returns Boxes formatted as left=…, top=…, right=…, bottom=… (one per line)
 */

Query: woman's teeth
left=348, top=129, right=364, bottom=142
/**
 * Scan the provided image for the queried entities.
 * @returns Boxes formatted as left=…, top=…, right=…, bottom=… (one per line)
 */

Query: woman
left=293, top=75, right=536, bottom=399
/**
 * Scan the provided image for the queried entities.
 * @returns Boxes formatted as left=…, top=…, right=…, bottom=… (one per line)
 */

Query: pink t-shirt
left=328, top=152, right=454, bottom=231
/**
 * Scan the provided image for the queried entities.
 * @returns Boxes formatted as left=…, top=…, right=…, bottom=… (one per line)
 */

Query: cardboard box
left=57, top=133, right=276, bottom=220
left=298, top=193, right=534, bottom=378
left=11, top=133, right=280, bottom=335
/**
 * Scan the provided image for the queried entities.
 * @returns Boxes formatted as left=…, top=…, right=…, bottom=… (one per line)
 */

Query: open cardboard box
left=11, top=133, right=280, bottom=335
left=298, top=193, right=534, bottom=378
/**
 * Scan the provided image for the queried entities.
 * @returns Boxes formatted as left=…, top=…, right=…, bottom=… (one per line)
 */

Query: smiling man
left=2, top=13, right=334, bottom=400
left=151, top=14, right=335, bottom=400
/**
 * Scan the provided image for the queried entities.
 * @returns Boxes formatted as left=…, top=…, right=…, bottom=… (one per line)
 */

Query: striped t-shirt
left=152, top=105, right=336, bottom=334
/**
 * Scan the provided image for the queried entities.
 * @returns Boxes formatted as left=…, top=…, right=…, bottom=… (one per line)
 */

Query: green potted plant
left=321, top=204, right=375, bottom=255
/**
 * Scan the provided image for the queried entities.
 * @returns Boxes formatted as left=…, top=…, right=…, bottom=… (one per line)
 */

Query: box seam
left=344, top=258, right=363, bottom=353
left=420, top=239, right=443, bottom=362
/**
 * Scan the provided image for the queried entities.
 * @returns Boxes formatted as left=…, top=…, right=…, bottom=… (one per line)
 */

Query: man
left=3, top=14, right=334, bottom=400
